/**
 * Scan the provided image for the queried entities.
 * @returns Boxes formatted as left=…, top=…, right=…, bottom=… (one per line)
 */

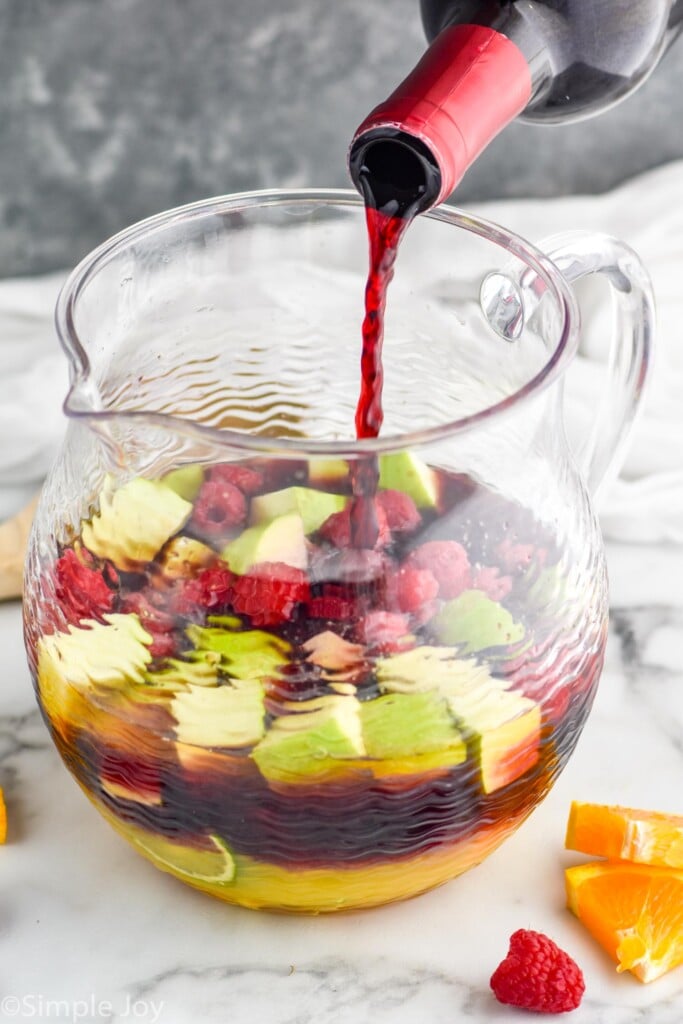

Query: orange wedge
left=0, top=787, right=6, bottom=844
left=566, top=801, right=683, bottom=868
left=566, top=861, right=683, bottom=983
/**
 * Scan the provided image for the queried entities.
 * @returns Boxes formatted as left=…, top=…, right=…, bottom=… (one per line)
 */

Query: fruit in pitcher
left=251, top=693, right=365, bottom=783
left=162, top=464, right=205, bottom=502
left=375, top=645, right=540, bottom=791
left=250, top=487, right=347, bottom=534
left=360, top=691, right=466, bottom=764
left=378, top=451, right=439, bottom=507
left=432, top=590, right=525, bottom=652
left=221, top=512, right=307, bottom=573
left=81, top=477, right=193, bottom=570
left=29, top=454, right=605, bottom=913
left=186, top=624, right=291, bottom=680
left=171, top=680, right=266, bottom=748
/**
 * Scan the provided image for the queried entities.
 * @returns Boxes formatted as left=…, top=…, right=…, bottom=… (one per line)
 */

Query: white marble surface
left=0, top=541, right=680, bottom=1023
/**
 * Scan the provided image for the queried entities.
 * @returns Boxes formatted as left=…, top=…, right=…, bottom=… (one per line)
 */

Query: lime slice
left=131, top=830, right=236, bottom=884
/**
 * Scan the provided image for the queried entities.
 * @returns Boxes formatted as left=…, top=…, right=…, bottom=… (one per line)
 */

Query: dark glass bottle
left=349, top=0, right=683, bottom=215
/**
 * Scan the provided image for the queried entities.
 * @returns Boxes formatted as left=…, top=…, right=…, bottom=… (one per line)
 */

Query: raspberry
left=472, top=565, right=513, bottom=601
left=175, top=565, right=234, bottom=616
left=231, top=563, right=309, bottom=626
left=120, top=589, right=178, bottom=658
left=207, top=463, right=264, bottom=496
left=54, top=548, right=117, bottom=626
left=388, top=566, right=439, bottom=615
left=376, top=489, right=421, bottom=533
left=308, top=595, right=358, bottom=622
left=319, top=502, right=390, bottom=550
left=359, top=611, right=413, bottom=653
left=191, top=479, right=247, bottom=536
left=490, top=929, right=585, bottom=1014
left=496, top=537, right=536, bottom=573
left=405, top=541, right=471, bottom=599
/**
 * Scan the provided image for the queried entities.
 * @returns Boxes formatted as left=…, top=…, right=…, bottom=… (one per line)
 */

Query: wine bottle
left=349, top=0, right=683, bottom=215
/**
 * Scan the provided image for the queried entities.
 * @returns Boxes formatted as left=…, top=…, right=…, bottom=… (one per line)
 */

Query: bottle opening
left=348, top=128, right=442, bottom=217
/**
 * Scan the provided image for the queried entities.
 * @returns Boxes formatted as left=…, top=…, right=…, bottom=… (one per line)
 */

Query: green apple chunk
left=81, top=476, right=193, bottom=570
left=38, top=613, right=153, bottom=694
left=378, top=451, right=439, bottom=508
left=432, top=590, right=525, bottom=653
left=250, top=486, right=347, bottom=535
left=161, top=464, right=204, bottom=502
left=144, top=650, right=222, bottom=691
left=171, top=680, right=265, bottom=748
left=221, top=512, right=307, bottom=574
left=361, top=692, right=466, bottom=763
left=446, top=687, right=541, bottom=794
left=375, top=645, right=539, bottom=793
left=37, top=613, right=154, bottom=726
left=251, top=695, right=364, bottom=783
left=376, top=645, right=499, bottom=697
left=187, top=625, right=290, bottom=681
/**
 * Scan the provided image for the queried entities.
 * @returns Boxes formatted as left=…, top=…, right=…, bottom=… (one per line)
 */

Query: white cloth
left=1, top=161, right=682, bottom=540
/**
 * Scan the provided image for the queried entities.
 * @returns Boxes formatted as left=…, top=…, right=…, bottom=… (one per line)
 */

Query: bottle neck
left=348, top=23, right=533, bottom=215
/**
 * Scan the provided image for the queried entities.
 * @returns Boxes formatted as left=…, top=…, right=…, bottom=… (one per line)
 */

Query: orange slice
left=566, top=801, right=683, bottom=868
left=0, top=787, right=6, bottom=844
left=566, top=861, right=683, bottom=983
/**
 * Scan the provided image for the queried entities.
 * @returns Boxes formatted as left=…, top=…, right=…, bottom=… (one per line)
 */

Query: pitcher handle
left=540, top=231, right=655, bottom=506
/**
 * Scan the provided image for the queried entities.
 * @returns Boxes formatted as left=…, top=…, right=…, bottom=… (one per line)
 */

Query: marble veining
left=0, top=542, right=681, bottom=1023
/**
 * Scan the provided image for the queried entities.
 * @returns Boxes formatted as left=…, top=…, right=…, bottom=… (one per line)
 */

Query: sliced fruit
left=378, top=451, right=439, bottom=508
left=376, top=645, right=539, bottom=792
left=171, top=680, right=265, bottom=748
left=376, top=645, right=500, bottom=696
left=128, top=827, right=236, bottom=883
left=360, top=691, right=466, bottom=765
left=447, top=688, right=540, bottom=794
left=566, top=802, right=683, bottom=869
left=187, top=624, right=290, bottom=680
left=81, top=476, right=193, bottom=570
left=250, top=486, right=347, bottom=535
left=431, top=590, right=525, bottom=652
left=230, top=563, right=309, bottom=627
left=144, top=651, right=221, bottom=691
left=96, top=798, right=518, bottom=911
left=162, top=464, right=204, bottom=502
left=157, top=535, right=216, bottom=580
left=566, top=861, right=683, bottom=983
left=251, top=694, right=364, bottom=783
left=38, top=613, right=153, bottom=717
left=0, top=787, right=6, bottom=844
left=405, top=540, right=471, bottom=598
left=221, top=512, right=307, bottom=574
left=37, top=614, right=154, bottom=737
left=302, top=631, right=365, bottom=672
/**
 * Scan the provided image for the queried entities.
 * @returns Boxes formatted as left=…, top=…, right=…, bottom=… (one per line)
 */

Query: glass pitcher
left=23, top=190, right=654, bottom=913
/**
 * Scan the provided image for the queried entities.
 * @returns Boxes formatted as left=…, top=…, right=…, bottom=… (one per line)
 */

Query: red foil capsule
left=350, top=24, right=532, bottom=209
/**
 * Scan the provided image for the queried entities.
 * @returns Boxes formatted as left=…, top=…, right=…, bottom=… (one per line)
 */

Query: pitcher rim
left=55, top=187, right=580, bottom=456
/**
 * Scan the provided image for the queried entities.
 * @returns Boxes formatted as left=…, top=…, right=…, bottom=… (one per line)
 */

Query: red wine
left=350, top=177, right=421, bottom=548
left=355, top=206, right=412, bottom=440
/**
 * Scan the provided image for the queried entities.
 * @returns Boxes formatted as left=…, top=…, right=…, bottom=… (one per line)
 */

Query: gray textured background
left=2, top=0, right=683, bottom=277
